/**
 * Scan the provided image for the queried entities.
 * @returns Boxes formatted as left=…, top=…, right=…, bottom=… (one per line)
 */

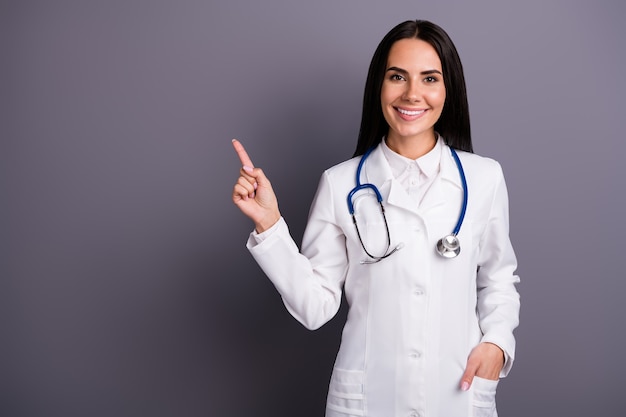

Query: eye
left=424, top=76, right=439, bottom=83
left=389, top=73, right=405, bottom=82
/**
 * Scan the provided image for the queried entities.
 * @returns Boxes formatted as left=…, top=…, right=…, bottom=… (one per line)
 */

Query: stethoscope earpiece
left=436, top=234, right=461, bottom=258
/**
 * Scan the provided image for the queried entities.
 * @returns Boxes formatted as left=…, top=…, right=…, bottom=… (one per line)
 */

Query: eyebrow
left=386, top=66, right=443, bottom=76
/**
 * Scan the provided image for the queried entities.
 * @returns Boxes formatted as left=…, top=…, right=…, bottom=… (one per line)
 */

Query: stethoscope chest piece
left=436, top=234, right=461, bottom=258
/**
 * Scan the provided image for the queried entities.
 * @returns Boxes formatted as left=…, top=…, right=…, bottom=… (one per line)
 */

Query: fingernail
left=461, top=381, right=470, bottom=391
left=253, top=182, right=258, bottom=190
left=243, top=165, right=253, bottom=173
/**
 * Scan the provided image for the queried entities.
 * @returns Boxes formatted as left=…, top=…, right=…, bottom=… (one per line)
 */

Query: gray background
left=2, top=0, right=625, bottom=416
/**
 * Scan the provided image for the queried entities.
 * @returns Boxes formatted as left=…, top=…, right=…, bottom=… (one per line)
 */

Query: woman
left=232, top=20, right=520, bottom=417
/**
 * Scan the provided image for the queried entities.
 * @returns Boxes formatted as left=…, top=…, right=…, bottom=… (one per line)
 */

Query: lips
left=396, top=107, right=425, bottom=116
left=394, top=107, right=427, bottom=121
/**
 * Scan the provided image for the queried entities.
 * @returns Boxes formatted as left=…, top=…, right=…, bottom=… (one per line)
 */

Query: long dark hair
left=353, top=20, right=473, bottom=156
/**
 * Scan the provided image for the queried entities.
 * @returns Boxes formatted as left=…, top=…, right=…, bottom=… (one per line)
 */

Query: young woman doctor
left=231, top=20, right=520, bottom=417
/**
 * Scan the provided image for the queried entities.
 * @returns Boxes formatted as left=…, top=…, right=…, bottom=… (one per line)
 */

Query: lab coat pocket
left=471, top=376, right=498, bottom=417
left=326, top=368, right=366, bottom=417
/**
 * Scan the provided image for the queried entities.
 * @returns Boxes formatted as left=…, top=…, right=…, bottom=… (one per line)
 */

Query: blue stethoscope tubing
left=347, top=145, right=468, bottom=260
left=449, top=146, right=468, bottom=236
left=347, top=146, right=384, bottom=215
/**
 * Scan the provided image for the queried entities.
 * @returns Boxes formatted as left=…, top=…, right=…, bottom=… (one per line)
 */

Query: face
left=381, top=38, right=446, bottom=152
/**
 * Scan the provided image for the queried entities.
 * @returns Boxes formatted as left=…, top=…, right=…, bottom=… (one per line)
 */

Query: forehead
left=387, top=38, right=442, bottom=70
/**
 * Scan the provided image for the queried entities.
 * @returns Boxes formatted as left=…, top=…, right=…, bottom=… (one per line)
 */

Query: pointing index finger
left=231, top=139, right=254, bottom=168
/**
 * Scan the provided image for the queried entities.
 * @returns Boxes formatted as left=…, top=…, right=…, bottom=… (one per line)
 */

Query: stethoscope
left=347, top=145, right=468, bottom=263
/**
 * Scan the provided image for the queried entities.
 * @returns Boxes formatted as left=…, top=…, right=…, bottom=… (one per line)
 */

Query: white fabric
left=381, top=136, right=441, bottom=206
left=247, top=141, right=520, bottom=417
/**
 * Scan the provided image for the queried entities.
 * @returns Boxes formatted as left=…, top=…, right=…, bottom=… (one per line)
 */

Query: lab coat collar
left=362, top=137, right=464, bottom=214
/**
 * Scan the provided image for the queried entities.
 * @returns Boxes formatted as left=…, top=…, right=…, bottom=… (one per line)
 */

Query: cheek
left=380, top=85, right=393, bottom=107
left=429, top=88, right=446, bottom=109
left=380, top=87, right=395, bottom=119
left=381, top=82, right=406, bottom=104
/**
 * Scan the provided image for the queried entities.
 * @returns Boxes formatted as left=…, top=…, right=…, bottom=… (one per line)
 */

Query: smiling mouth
left=396, top=108, right=426, bottom=116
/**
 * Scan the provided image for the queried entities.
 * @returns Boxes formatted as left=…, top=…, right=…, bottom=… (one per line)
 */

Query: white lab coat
left=247, top=141, right=520, bottom=417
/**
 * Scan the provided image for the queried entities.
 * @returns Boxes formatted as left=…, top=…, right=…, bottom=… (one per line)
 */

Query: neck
left=386, top=132, right=437, bottom=159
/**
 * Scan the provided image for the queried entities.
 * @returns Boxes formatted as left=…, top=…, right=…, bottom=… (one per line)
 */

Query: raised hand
left=231, top=139, right=281, bottom=233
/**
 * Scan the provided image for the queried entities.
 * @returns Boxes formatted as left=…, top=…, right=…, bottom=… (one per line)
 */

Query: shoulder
left=455, top=149, right=505, bottom=181
left=321, top=155, right=362, bottom=183
left=452, top=149, right=508, bottom=203
left=305, top=155, right=361, bottom=205
left=306, top=155, right=361, bottom=213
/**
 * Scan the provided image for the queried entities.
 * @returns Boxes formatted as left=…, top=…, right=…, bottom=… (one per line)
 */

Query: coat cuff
left=246, top=217, right=285, bottom=247
left=480, top=334, right=515, bottom=378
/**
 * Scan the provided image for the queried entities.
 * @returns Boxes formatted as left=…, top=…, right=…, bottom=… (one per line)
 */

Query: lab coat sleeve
left=247, top=171, right=348, bottom=330
left=475, top=162, right=521, bottom=377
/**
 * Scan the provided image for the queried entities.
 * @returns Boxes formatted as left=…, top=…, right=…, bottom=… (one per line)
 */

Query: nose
left=402, top=80, right=422, bottom=102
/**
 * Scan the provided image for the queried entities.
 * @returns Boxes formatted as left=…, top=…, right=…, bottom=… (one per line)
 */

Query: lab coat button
left=414, top=288, right=424, bottom=296
left=410, top=350, right=421, bottom=359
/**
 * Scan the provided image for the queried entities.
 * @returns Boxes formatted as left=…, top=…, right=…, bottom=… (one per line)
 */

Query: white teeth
left=397, top=108, right=424, bottom=116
